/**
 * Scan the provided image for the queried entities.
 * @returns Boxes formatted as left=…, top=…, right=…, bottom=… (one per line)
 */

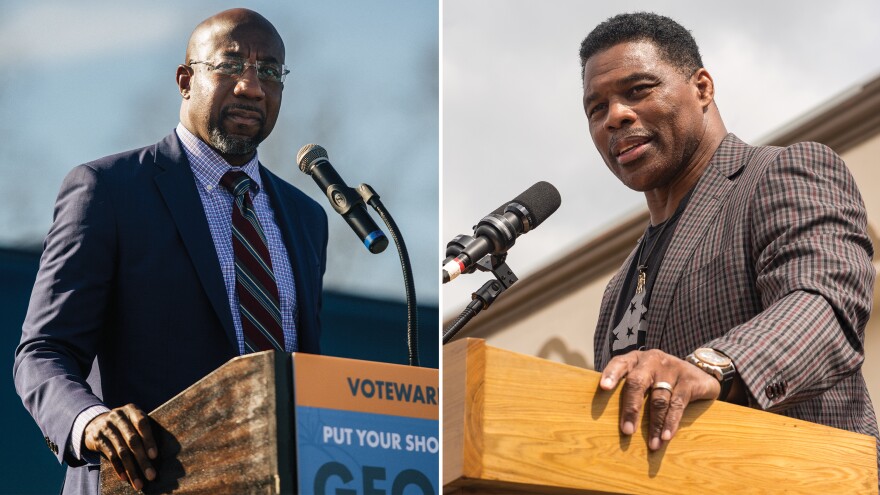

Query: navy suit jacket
left=13, top=132, right=328, bottom=494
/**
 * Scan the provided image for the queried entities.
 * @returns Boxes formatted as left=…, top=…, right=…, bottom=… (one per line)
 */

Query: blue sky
left=0, top=0, right=439, bottom=303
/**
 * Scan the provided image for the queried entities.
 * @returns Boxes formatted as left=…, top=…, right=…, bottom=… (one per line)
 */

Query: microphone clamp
left=326, top=184, right=362, bottom=216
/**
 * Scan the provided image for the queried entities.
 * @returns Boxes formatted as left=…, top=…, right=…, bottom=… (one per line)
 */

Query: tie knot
left=220, top=170, right=252, bottom=197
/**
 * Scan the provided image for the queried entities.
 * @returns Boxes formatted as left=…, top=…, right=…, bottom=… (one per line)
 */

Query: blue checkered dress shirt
left=175, top=123, right=298, bottom=354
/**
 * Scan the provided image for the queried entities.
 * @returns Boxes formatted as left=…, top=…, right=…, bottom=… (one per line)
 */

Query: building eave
left=757, top=73, right=880, bottom=152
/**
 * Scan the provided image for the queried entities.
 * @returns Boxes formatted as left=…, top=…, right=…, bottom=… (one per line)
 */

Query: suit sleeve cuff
left=69, top=404, right=111, bottom=464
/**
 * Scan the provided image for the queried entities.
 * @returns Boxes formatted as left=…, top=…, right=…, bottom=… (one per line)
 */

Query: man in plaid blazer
left=582, top=12, right=878, bottom=464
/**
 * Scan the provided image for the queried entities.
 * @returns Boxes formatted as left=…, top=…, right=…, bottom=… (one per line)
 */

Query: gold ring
left=652, top=381, right=674, bottom=393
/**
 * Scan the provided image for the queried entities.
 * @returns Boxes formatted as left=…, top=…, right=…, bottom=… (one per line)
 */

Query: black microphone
left=442, top=181, right=561, bottom=283
left=297, top=144, right=388, bottom=254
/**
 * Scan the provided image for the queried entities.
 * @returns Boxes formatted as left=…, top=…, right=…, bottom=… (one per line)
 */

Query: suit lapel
left=260, top=167, right=319, bottom=352
left=645, top=134, right=749, bottom=350
left=152, top=133, right=238, bottom=349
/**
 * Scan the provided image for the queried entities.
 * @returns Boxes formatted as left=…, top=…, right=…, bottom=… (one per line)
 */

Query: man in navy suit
left=13, top=9, right=327, bottom=494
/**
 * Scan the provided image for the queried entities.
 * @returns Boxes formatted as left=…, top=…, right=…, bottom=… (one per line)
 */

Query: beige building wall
left=453, top=74, right=880, bottom=410
left=843, top=135, right=880, bottom=406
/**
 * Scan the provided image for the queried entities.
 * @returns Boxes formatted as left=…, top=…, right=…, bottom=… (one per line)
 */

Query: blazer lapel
left=646, top=134, right=749, bottom=350
left=259, top=167, right=319, bottom=352
left=152, top=133, right=238, bottom=349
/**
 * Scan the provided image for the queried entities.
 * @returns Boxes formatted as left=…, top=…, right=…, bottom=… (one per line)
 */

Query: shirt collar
left=175, top=123, right=263, bottom=194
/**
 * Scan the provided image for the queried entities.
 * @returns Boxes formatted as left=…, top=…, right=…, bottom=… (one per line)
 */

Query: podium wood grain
left=443, top=339, right=877, bottom=494
left=101, top=351, right=292, bottom=495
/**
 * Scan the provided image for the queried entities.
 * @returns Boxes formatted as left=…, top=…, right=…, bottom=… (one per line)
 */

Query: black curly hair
left=580, top=12, right=703, bottom=80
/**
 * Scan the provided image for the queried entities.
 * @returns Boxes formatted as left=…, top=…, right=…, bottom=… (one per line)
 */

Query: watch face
left=694, top=348, right=731, bottom=367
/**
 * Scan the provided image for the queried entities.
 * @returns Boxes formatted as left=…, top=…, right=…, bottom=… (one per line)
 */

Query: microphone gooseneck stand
left=442, top=254, right=518, bottom=344
left=357, top=184, right=419, bottom=367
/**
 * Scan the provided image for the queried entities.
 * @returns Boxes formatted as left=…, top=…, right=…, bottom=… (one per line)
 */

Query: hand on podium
left=599, top=349, right=722, bottom=451
left=84, top=403, right=158, bottom=491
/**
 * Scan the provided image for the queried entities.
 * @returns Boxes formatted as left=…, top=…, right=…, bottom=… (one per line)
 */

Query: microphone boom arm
left=357, top=184, right=420, bottom=367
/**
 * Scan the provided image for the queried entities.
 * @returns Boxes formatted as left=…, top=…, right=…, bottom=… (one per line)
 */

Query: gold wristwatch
left=686, top=348, right=735, bottom=401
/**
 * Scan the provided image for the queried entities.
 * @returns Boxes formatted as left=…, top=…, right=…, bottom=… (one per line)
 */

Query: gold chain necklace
left=635, top=219, right=670, bottom=294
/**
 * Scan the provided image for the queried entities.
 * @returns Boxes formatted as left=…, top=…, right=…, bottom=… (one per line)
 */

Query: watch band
left=717, top=366, right=734, bottom=402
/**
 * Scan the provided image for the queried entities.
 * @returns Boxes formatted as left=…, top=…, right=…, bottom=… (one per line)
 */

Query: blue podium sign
left=292, top=353, right=439, bottom=495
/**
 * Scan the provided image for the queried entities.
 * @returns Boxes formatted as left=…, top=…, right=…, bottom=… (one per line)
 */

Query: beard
left=207, top=104, right=266, bottom=155
left=208, top=127, right=260, bottom=155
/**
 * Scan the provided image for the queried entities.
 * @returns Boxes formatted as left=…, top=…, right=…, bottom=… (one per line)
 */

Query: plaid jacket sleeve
left=705, top=141, right=875, bottom=412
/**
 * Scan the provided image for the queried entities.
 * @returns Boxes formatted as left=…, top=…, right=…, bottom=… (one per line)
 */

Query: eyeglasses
left=188, top=58, right=290, bottom=83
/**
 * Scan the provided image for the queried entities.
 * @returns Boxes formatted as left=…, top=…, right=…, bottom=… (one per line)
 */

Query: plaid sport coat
left=594, top=134, right=878, bottom=446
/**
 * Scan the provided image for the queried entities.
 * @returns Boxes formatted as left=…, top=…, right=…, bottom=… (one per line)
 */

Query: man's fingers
left=603, top=349, right=721, bottom=449
left=84, top=418, right=123, bottom=480
left=128, top=406, right=158, bottom=460
left=647, top=381, right=675, bottom=450
left=94, top=436, right=126, bottom=481
left=661, top=390, right=689, bottom=441
left=600, top=354, right=637, bottom=390
left=619, top=373, right=652, bottom=435
left=104, top=422, right=144, bottom=491
left=82, top=405, right=158, bottom=489
left=116, top=408, right=156, bottom=481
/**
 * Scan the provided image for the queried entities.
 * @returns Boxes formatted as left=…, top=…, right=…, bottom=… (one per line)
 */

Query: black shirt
left=609, top=190, right=693, bottom=357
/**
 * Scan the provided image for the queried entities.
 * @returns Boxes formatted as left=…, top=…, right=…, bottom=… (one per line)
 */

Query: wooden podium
left=444, top=339, right=878, bottom=494
left=101, top=351, right=439, bottom=494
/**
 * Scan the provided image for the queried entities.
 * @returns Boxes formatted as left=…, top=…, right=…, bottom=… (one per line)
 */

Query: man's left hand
left=600, top=349, right=720, bottom=451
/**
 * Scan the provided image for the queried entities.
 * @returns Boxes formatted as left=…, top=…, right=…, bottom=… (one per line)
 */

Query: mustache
left=609, top=130, right=653, bottom=152
left=222, top=104, right=265, bottom=122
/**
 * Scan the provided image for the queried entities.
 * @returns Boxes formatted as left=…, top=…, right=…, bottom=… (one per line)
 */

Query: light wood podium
left=444, top=339, right=878, bottom=494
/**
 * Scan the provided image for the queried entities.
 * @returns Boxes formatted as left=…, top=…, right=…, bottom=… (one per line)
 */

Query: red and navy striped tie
left=221, top=170, right=285, bottom=353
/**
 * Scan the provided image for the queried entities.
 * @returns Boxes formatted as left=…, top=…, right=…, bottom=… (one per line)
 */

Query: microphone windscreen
left=297, top=144, right=328, bottom=174
left=492, top=181, right=561, bottom=228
